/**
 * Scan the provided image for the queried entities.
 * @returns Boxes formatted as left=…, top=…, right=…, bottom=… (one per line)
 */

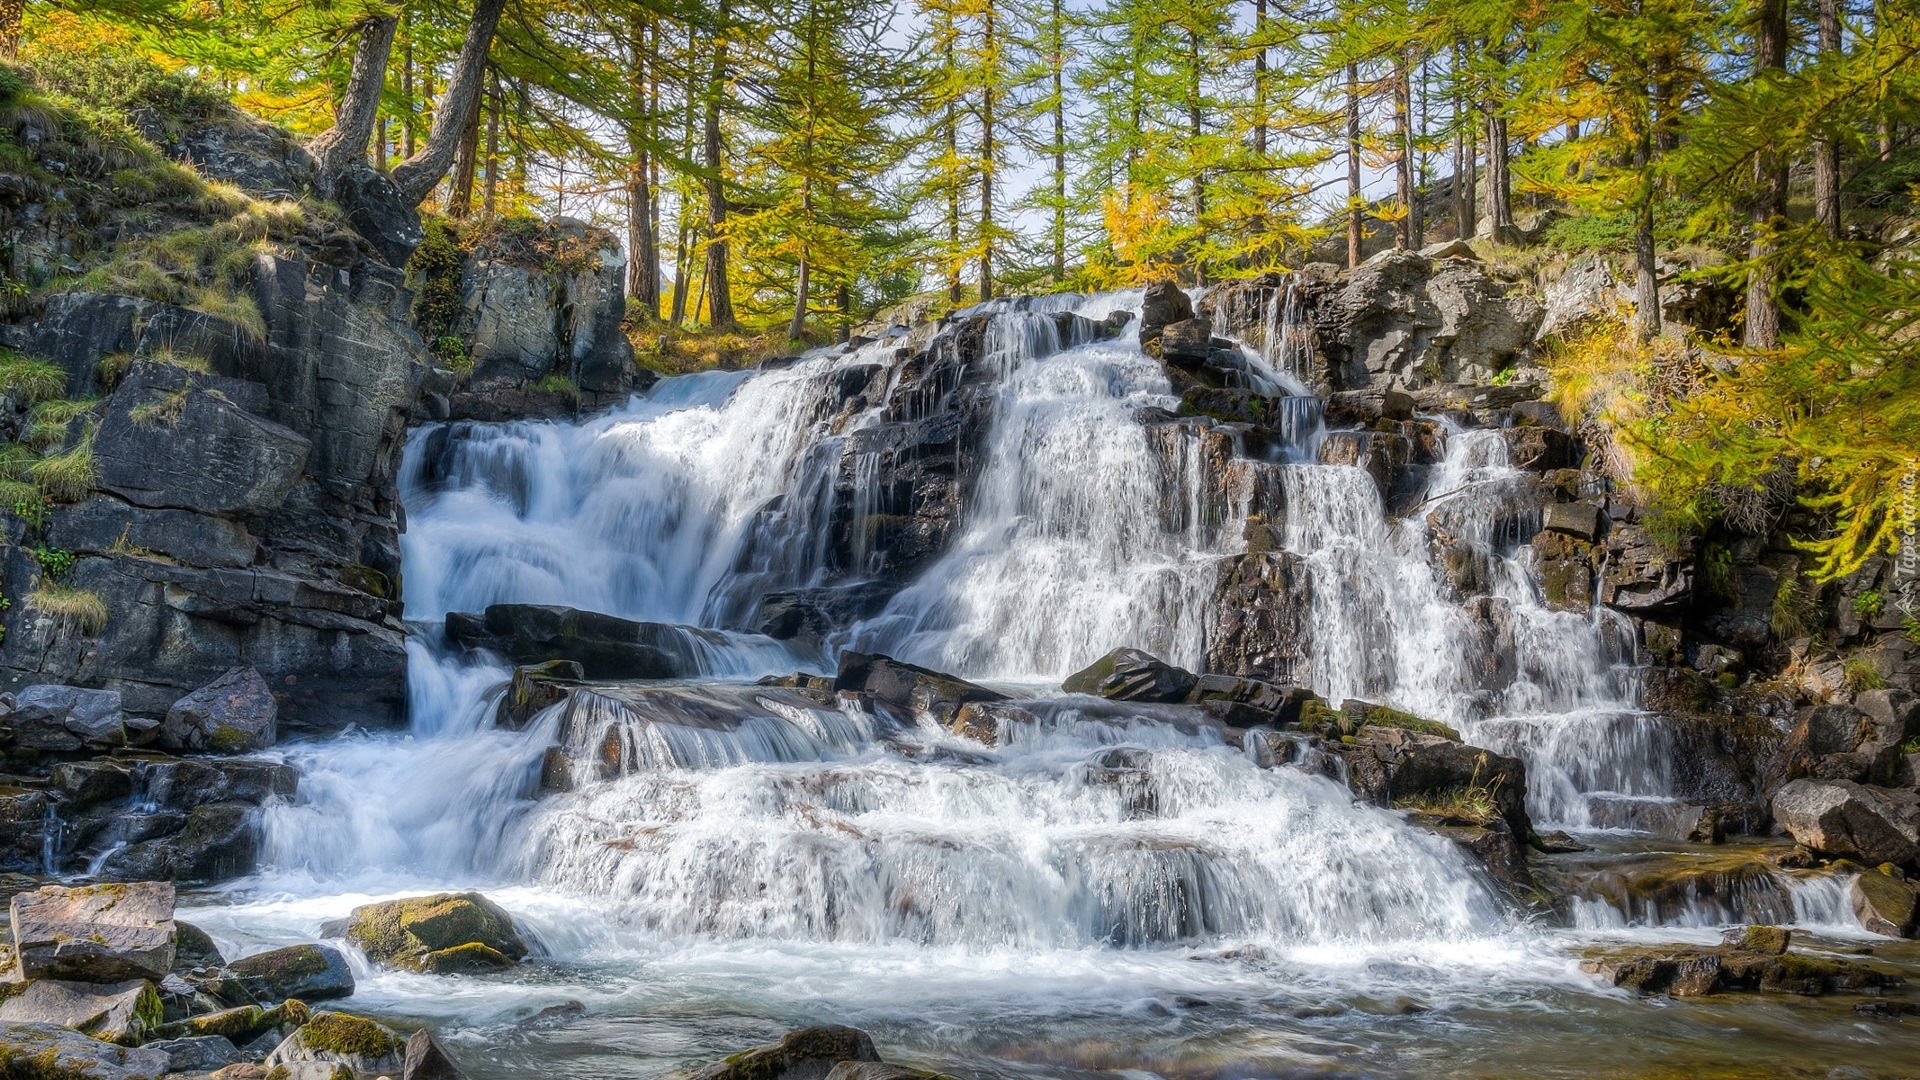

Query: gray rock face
left=11, top=881, right=176, bottom=983
left=447, top=220, right=638, bottom=413
left=1536, top=255, right=1624, bottom=340
left=161, top=666, right=277, bottom=753
left=8, top=684, right=125, bottom=750
left=46, top=498, right=256, bottom=570
left=4, top=251, right=426, bottom=733
left=94, top=368, right=311, bottom=516
left=1207, top=552, right=1311, bottom=683
left=0, top=1021, right=171, bottom=1079
left=1771, top=779, right=1920, bottom=870
left=25, top=292, right=144, bottom=398
left=0, top=978, right=164, bottom=1046
left=1318, top=251, right=1543, bottom=391
left=40, top=757, right=295, bottom=883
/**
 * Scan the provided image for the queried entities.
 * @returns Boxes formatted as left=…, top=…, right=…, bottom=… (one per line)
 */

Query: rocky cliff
left=0, top=80, right=635, bottom=738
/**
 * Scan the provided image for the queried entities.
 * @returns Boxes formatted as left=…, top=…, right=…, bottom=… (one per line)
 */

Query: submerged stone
left=684, top=1025, right=881, bottom=1080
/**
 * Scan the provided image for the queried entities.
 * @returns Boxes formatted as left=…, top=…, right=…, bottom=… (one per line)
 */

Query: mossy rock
left=417, top=941, right=515, bottom=974
left=1346, top=700, right=1460, bottom=740
left=266, top=1010, right=403, bottom=1077
left=338, top=892, right=528, bottom=973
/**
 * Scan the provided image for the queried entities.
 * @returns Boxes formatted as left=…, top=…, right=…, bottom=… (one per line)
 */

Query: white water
left=203, top=287, right=1903, bottom=1077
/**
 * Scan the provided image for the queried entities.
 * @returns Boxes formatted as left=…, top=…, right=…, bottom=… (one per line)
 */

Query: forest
left=8, top=0, right=1920, bottom=577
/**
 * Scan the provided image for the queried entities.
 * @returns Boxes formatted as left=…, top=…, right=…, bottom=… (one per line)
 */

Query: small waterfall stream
left=198, top=285, right=1902, bottom=1079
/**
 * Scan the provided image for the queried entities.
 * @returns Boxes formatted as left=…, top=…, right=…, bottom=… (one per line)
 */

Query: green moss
left=299, top=1011, right=399, bottom=1058
left=408, top=216, right=468, bottom=368
left=1353, top=703, right=1459, bottom=740
left=418, top=941, right=515, bottom=973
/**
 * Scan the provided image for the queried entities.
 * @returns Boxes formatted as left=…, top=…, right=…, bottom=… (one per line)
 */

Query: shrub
left=1852, top=590, right=1884, bottom=618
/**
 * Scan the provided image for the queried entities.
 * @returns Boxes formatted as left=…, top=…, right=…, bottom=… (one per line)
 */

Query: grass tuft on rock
left=25, top=583, right=108, bottom=634
left=28, top=432, right=95, bottom=502
left=0, top=353, right=69, bottom=405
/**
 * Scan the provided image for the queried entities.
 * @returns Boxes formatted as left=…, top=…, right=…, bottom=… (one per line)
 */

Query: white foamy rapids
left=847, top=313, right=1247, bottom=679
left=259, top=638, right=548, bottom=881
left=1271, top=427, right=1648, bottom=827
left=517, top=715, right=1505, bottom=949
left=1566, top=867, right=1860, bottom=935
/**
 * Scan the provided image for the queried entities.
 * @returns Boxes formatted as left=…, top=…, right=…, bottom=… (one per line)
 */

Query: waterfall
left=250, top=282, right=1748, bottom=969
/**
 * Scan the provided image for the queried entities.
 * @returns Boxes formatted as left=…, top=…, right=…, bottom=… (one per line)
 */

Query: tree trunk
left=1394, top=53, right=1412, bottom=250
left=1743, top=0, right=1788, bottom=349
left=669, top=22, right=696, bottom=326
left=401, top=13, right=416, bottom=159
left=626, top=17, right=660, bottom=315
left=1452, top=44, right=1471, bottom=240
left=1346, top=62, right=1362, bottom=269
left=1253, top=0, right=1267, bottom=158
left=979, top=6, right=997, bottom=302
left=944, top=32, right=962, bottom=304
left=1633, top=125, right=1661, bottom=342
left=309, top=14, right=400, bottom=192
left=1052, top=0, right=1067, bottom=282
left=482, top=77, right=500, bottom=216
left=1814, top=0, right=1842, bottom=237
left=375, top=116, right=389, bottom=171
left=837, top=282, right=851, bottom=344
left=703, top=0, right=735, bottom=330
left=390, top=0, right=509, bottom=207
left=448, top=104, right=480, bottom=218
left=1482, top=108, right=1513, bottom=237
left=1188, top=27, right=1205, bottom=285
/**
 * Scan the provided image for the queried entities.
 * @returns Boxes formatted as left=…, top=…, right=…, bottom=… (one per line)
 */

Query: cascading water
left=193, top=286, right=1911, bottom=1079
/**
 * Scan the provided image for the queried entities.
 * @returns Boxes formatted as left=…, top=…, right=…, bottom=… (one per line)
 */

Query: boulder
left=174, top=921, right=227, bottom=970
left=1137, top=281, right=1194, bottom=349
left=9, top=685, right=126, bottom=751
left=226, top=944, right=354, bottom=1003
left=12, top=882, right=176, bottom=983
left=0, top=1021, right=171, bottom=1079
left=1186, top=675, right=1317, bottom=728
left=1536, top=255, right=1623, bottom=340
left=333, top=163, right=423, bottom=268
left=145, top=1034, right=245, bottom=1073
left=1719, top=925, right=1792, bottom=955
left=95, top=803, right=264, bottom=883
left=497, top=660, right=583, bottom=731
left=160, top=668, right=277, bottom=754
left=1851, top=866, right=1918, bottom=938
left=176, top=999, right=309, bottom=1045
left=266, top=1012, right=405, bottom=1078
left=448, top=604, right=721, bottom=680
left=684, top=1025, right=881, bottom=1080
left=331, top=892, right=528, bottom=973
left=834, top=653, right=1007, bottom=727
left=1062, top=649, right=1197, bottom=704
left=93, top=367, right=310, bottom=516
left=1540, top=501, right=1602, bottom=541
left=1771, top=780, right=1920, bottom=870
left=826, top=1066, right=948, bottom=1080
left=0, top=979, right=164, bottom=1046
left=1155, top=317, right=1214, bottom=364
left=1349, top=727, right=1531, bottom=841
left=402, top=1027, right=469, bottom=1080
left=948, top=701, right=1037, bottom=747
